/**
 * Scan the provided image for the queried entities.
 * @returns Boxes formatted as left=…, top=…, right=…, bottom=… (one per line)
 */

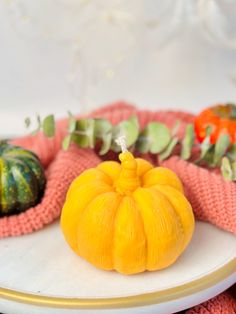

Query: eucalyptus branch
left=25, top=113, right=236, bottom=182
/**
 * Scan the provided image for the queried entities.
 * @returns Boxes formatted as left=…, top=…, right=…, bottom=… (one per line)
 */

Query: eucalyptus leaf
left=205, top=125, right=213, bottom=137
left=111, top=116, right=139, bottom=152
left=42, top=115, right=55, bottom=138
left=141, top=122, right=171, bottom=154
left=201, top=147, right=215, bottom=166
left=24, top=117, right=31, bottom=128
left=171, top=120, right=180, bottom=136
left=68, top=114, right=77, bottom=133
left=230, top=103, right=236, bottom=118
left=227, top=143, right=236, bottom=161
left=221, top=157, right=233, bottom=181
left=73, top=118, right=95, bottom=148
left=99, top=133, right=112, bottom=155
left=129, top=116, right=139, bottom=129
left=231, top=161, right=236, bottom=181
left=195, top=126, right=213, bottom=164
left=94, top=119, right=112, bottom=138
left=181, top=124, right=195, bottom=160
left=135, top=133, right=150, bottom=154
left=36, top=114, right=41, bottom=125
left=199, top=136, right=212, bottom=160
left=62, top=134, right=72, bottom=150
left=213, top=133, right=230, bottom=166
left=67, top=110, right=73, bottom=117
left=159, top=137, right=179, bottom=161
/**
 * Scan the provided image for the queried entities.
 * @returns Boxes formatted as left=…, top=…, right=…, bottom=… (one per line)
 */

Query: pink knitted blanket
left=0, top=101, right=235, bottom=313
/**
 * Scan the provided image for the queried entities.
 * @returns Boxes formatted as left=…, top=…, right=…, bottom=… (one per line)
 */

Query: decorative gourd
left=61, top=138, right=195, bottom=275
left=195, top=103, right=236, bottom=144
left=0, top=142, right=46, bottom=216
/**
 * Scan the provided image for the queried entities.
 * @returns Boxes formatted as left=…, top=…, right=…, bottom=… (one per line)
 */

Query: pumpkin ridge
left=151, top=184, right=195, bottom=251
left=96, top=161, right=121, bottom=184
left=66, top=178, right=112, bottom=202
left=10, top=160, right=38, bottom=209
left=112, top=195, right=147, bottom=274
left=0, top=159, right=13, bottom=214
left=110, top=195, right=123, bottom=270
left=0, top=158, right=21, bottom=214
left=76, top=191, right=120, bottom=269
left=61, top=180, right=112, bottom=252
left=75, top=189, right=114, bottom=253
left=5, top=155, right=45, bottom=200
left=13, top=156, right=45, bottom=192
left=130, top=195, right=148, bottom=270
left=149, top=186, right=185, bottom=252
left=88, top=167, right=114, bottom=185
left=66, top=169, right=112, bottom=196
left=142, top=167, right=184, bottom=193
left=3, top=148, right=40, bottom=163
left=133, top=187, right=185, bottom=270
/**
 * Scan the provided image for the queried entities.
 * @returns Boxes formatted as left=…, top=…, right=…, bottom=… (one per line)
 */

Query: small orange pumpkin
left=194, top=103, right=236, bottom=144
left=61, top=149, right=195, bottom=275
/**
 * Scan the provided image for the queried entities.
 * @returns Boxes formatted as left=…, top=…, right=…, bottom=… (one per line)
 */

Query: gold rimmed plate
left=0, top=221, right=235, bottom=314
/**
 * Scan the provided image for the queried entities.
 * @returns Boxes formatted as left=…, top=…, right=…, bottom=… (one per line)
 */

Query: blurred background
left=0, top=0, right=236, bottom=136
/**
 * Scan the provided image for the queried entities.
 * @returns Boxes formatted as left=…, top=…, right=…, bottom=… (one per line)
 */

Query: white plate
left=0, top=221, right=235, bottom=314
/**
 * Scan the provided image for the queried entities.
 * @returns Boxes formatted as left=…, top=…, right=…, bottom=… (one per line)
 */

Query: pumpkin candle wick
left=115, top=135, right=140, bottom=194
left=115, top=135, right=128, bottom=153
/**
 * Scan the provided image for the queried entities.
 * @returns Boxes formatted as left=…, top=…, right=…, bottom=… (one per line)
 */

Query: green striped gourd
left=0, top=142, right=46, bottom=216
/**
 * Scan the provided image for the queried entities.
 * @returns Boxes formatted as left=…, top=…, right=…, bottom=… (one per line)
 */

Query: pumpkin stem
left=115, top=136, right=140, bottom=194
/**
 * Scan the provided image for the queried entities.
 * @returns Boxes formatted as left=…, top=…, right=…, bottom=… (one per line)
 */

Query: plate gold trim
left=0, top=258, right=235, bottom=309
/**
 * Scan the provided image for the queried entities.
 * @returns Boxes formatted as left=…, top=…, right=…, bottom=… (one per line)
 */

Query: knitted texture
left=185, top=290, right=236, bottom=314
left=0, top=100, right=235, bottom=237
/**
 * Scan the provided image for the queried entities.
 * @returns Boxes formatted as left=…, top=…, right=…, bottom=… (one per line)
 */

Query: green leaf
left=72, top=118, right=95, bottom=148
left=111, top=116, right=139, bottom=152
left=213, top=133, right=230, bottom=166
left=24, top=117, right=31, bottom=128
left=129, top=116, right=139, bottom=129
left=196, top=126, right=213, bottom=164
left=229, top=103, right=236, bottom=118
left=94, top=119, right=112, bottom=138
left=28, top=114, right=42, bottom=136
left=42, top=115, right=55, bottom=138
left=93, top=119, right=113, bottom=154
left=205, top=125, right=213, bottom=137
left=171, top=120, right=180, bottom=136
left=137, top=122, right=171, bottom=154
left=199, top=136, right=212, bottom=160
left=62, top=134, right=72, bottom=150
left=36, top=114, right=41, bottom=125
left=99, top=133, right=112, bottom=155
left=227, top=143, right=236, bottom=161
left=136, top=122, right=171, bottom=154
left=181, top=124, right=195, bottom=160
left=221, top=157, right=233, bottom=181
left=149, top=123, right=171, bottom=154
left=135, top=133, right=150, bottom=153
left=68, top=114, right=77, bottom=133
left=231, top=161, right=236, bottom=181
left=201, top=148, right=215, bottom=166
left=159, top=137, right=179, bottom=161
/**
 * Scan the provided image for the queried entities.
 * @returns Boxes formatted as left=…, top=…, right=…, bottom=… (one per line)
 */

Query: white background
left=0, top=0, right=236, bottom=136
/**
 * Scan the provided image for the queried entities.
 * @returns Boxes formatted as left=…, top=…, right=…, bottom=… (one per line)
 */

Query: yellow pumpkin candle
left=60, top=136, right=195, bottom=275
